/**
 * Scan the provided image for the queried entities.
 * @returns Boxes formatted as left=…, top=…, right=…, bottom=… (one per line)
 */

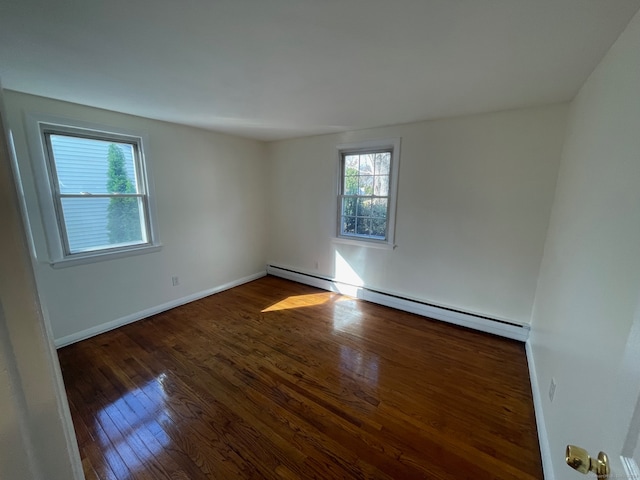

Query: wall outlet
left=171, top=276, right=179, bottom=286
left=314, top=260, right=319, bottom=269
left=548, top=378, right=557, bottom=402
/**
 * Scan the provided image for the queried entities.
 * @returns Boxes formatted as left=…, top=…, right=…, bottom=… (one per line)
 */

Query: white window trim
left=335, top=138, right=400, bottom=249
left=25, top=113, right=161, bottom=268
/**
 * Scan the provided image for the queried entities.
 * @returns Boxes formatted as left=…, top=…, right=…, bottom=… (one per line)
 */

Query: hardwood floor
left=58, top=276, right=542, bottom=480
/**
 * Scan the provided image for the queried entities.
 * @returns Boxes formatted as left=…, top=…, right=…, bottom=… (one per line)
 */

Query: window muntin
left=27, top=117, right=160, bottom=266
left=339, top=149, right=393, bottom=241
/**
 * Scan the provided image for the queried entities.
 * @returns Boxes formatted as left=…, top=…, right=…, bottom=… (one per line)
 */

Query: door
left=565, top=310, right=640, bottom=479
left=612, top=314, right=640, bottom=477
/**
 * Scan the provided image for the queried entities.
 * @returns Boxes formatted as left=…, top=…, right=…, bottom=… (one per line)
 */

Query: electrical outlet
left=314, top=260, right=319, bottom=269
left=171, top=276, right=179, bottom=286
left=549, top=378, right=557, bottom=402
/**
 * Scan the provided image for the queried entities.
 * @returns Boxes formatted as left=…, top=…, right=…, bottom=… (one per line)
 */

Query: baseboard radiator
left=267, top=265, right=530, bottom=342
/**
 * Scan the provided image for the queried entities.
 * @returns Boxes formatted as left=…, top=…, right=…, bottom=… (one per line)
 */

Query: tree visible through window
left=106, top=144, right=142, bottom=244
left=339, top=150, right=392, bottom=240
left=44, top=130, right=150, bottom=255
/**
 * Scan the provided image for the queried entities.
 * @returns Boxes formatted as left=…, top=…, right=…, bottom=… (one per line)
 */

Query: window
left=27, top=116, right=160, bottom=267
left=337, top=138, right=400, bottom=247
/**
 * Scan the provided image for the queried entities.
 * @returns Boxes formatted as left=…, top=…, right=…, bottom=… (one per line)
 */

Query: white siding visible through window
left=49, top=135, right=136, bottom=252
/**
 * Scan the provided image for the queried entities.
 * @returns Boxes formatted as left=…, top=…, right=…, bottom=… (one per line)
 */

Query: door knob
left=566, top=445, right=610, bottom=479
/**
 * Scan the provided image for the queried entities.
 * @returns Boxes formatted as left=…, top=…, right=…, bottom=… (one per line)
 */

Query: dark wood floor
left=58, top=276, right=542, bottom=480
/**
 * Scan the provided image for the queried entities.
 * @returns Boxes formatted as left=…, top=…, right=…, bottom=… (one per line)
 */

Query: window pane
left=372, top=218, right=387, bottom=238
left=374, top=152, right=391, bottom=175
left=357, top=198, right=372, bottom=217
left=341, top=216, right=356, bottom=235
left=356, top=218, right=372, bottom=236
left=371, top=198, right=388, bottom=218
left=344, top=155, right=359, bottom=171
left=342, top=197, right=356, bottom=217
left=374, top=175, right=389, bottom=196
left=344, top=174, right=359, bottom=195
left=359, top=175, right=373, bottom=195
left=60, top=197, right=146, bottom=253
left=359, top=154, right=374, bottom=175
left=49, top=135, right=139, bottom=194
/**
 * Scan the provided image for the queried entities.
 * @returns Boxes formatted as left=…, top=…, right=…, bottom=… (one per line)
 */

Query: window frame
left=335, top=138, right=400, bottom=248
left=26, top=114, right=161, bottom=267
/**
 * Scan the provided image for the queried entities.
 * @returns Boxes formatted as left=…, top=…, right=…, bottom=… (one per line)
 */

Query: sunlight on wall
left=333, top=251, right=366, bottom=297
left=334, top=251, right=364, bottom=286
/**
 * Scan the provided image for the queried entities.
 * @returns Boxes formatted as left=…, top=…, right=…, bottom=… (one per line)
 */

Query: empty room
left=2, top=1, right=640, bottom=479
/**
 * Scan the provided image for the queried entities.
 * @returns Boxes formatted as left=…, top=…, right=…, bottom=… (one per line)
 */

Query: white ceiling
left=1, top=0, right=639, bottom=141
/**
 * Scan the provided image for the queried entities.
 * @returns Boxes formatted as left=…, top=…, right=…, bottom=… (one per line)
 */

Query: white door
left=565, top=311, right=640, bottom=479
left=611, top=313, right=640, bottom=477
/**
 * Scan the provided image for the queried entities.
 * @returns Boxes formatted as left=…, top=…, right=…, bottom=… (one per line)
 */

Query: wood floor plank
left=58, top=275, right=543, bottom=479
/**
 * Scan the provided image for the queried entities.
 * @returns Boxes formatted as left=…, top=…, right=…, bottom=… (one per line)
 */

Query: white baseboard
left=267, top=265, right=530, bottom=342
left=526, top=341, right=554, bottom=480
left=54, top=271, right=267, bottom=348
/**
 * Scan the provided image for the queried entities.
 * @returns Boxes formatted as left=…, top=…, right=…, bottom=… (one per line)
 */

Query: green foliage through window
left=339, top=151, right=391, bottom=240
left=106, top=144, right=142, bottom=244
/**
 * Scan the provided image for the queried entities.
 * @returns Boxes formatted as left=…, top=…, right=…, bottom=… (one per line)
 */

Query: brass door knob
left=566, top=445, right=610, bottom=479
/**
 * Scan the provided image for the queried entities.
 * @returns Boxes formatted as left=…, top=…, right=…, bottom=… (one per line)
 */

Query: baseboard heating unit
left=267, top=264, right=530, bottom=342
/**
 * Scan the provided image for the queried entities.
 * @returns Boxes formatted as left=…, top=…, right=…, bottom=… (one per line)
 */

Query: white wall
left=5, top=91, right=268, bottom=342
left=267, top=104, right=568, bottom=324
left=0, top=89, right=81, bottom=478
left=529, top=9, right=640, bottom=478
left=0, top=342, right=36, bottom=480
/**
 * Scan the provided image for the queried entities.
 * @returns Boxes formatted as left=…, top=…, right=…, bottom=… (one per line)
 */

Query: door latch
left=566, top=445, right=610, bottom=479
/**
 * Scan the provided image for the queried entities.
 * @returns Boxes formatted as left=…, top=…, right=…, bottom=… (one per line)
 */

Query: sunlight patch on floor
left=262, top=292, right=349, bottom=312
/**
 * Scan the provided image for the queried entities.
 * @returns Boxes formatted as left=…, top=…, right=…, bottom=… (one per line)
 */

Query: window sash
left=57, top=193, right=145, bottom=198
left=338, top=149, right=393, bottom=241
left=338, top=196, right=390, bottom=239
left=43, top=130, right=147, bottom=194
left=41, top=125, right=154, bottom=258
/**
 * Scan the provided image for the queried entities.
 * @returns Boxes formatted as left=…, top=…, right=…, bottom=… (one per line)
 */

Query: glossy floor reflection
left=339, top=344, right=379, bottom=386
left=58, top=275, right=543, bottom=479
left=95, top=375, right=170, bottom=475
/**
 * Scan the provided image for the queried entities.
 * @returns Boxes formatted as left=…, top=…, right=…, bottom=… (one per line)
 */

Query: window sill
left=49, top=243, right=162, bottom=269
left=332, top=236, right=396, bottom=250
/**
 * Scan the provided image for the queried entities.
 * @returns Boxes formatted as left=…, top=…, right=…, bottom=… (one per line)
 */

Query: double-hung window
left=27, top=116, right=160, bottom=267
left=337, top=138, right=400, bottom=247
